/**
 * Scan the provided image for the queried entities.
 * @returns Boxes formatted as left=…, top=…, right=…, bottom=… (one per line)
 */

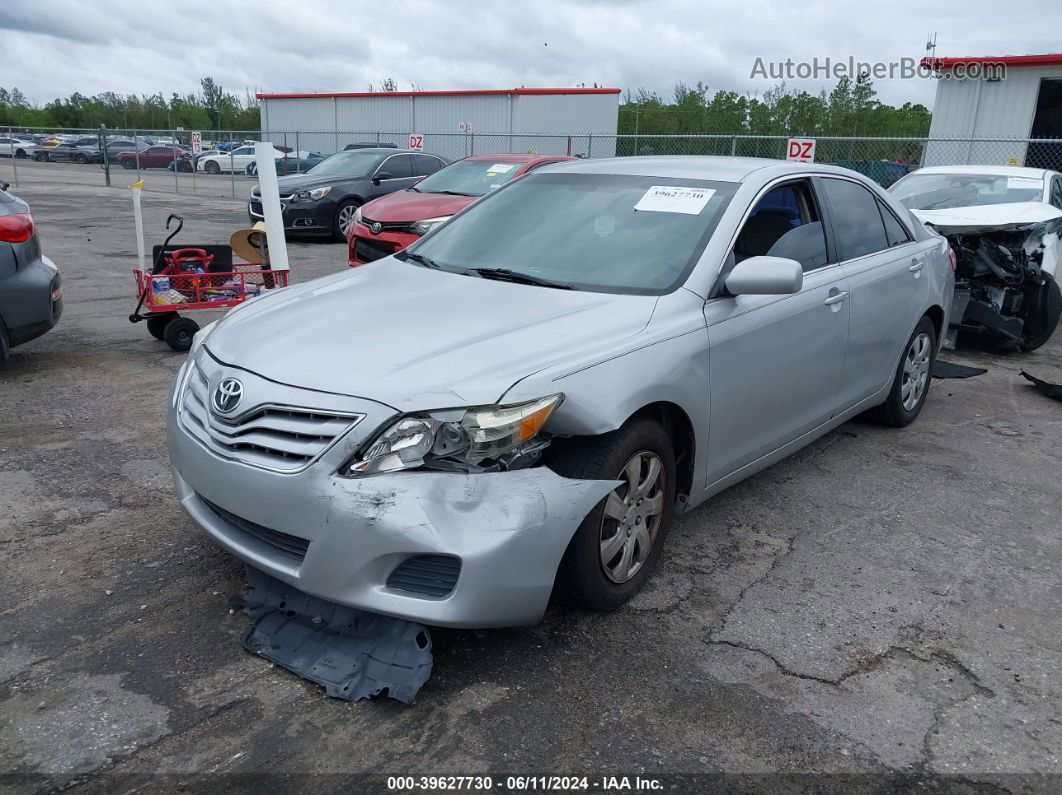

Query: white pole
left=130, top=179, right=145, bottom=270
left=253, top=142, right=289, bottom=271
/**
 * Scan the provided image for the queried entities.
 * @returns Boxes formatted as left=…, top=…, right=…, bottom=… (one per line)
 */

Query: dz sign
left=786, top=138, right=816, bottom=162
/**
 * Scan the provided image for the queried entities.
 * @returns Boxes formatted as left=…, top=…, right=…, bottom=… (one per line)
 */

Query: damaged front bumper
left=168, top=375, right=616, bottom=628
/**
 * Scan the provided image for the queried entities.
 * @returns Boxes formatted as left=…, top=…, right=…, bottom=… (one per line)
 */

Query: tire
left=333, top=200, right=361, bottom=242
left=121, top=158, right=136, bottom=169
left=867, top=315, right=937, bottom=427
left=35, top=152, right=48, bottom=162
left=146, top=313, right=177, bottom=340
left=163, top=316, right=199, bottom=352
left=549, top=417, right=676, bottom=611
left=73, top=153, right=88, bottom=164
left=0, top=321, right=9, bottom=364
left=1019, top=274, right=1061, bottom=352
left=204, top=160, right=221, bottom=175
left=15, top=149, right=26, bottom=159
left=246, top=162, right=257, bottom=176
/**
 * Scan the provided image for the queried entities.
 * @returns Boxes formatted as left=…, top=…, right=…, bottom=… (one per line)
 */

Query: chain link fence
left=3, top=125, right=1061, bottom=197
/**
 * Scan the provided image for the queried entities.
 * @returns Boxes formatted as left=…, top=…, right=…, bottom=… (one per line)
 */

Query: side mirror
left=372, top=171, right=392, bottom=185
left=725, top=256, right=803, bottom=296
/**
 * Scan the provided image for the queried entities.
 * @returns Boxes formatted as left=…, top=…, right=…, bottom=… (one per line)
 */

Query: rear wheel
left=246, top=162, right=258, bottom=176
left=121, top=158, right=136, bottom=169
left=163, top=316, right=199, bottom=352
left=550, top=418, right=676, bottom=611
left=35, top=152, right=48, bottom=162
left=333, top=200, right=360, bottom=242
left=1019, top=274, right=1061, bottom=352
left=146, top=313, right=177, bottom=340
left=15, top=149, right=26, bottom=159
left=73, top=153, right=88, bottom=164
left=867, top=315, right=936, bottom=427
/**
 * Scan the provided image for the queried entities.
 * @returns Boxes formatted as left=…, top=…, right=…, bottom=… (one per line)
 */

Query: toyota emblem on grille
left=370, top=222, right=382, bottom=234
left=212, top=378, right=244, bottom=414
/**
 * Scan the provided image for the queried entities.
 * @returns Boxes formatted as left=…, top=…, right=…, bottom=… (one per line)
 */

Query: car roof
left=908, top=164, right=1052, bottom=179
left=463, top=153, right=568, bottom=163
left=541, top=155, right=866, bottom=183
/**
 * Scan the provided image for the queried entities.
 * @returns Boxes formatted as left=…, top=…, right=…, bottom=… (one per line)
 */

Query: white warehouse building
left=923, top=54, right=1062, bottom=169
left=256, top=87, right=622, bottom=161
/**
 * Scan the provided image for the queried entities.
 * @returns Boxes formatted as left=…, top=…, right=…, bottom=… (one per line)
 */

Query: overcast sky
left=1, top=0, right=1058, bottom=110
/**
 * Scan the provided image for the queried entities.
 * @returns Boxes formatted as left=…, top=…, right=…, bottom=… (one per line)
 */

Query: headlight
left=353, top=206, right=363, bottom=225
left=294, top=186, right=331, bottom=202
left=341, top=394, right=563, bottom=476
left=410, top=215, right=451, bottom=236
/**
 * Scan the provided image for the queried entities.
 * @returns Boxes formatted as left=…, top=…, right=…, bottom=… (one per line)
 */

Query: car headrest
left=736, top=213, right=795, bottom=257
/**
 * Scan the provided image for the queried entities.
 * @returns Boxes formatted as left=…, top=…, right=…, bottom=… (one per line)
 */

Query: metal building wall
left=925, top=66, right=1062, bottom=165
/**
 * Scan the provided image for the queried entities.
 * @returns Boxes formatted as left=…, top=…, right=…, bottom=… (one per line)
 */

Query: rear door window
left=821, top=178, right=890, bottom=260
left=413, top=155, right=444, bottom=176
left=877, top=200, right=913, bottom=247
left=380, top=154, right=413, bottom=178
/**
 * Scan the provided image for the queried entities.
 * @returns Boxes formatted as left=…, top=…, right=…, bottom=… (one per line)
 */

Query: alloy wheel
left=599, top=450, right=666, bottom=583
left=338, top=205, right=357, bottom=236
left=901, top=331, right=931, bottom=411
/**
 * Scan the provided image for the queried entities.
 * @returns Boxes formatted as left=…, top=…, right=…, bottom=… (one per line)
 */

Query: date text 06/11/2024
left=385, top=775, right=664, bottom=791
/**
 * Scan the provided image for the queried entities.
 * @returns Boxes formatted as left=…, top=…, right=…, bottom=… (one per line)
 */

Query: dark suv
left=0, top=183, right=62, bottom=361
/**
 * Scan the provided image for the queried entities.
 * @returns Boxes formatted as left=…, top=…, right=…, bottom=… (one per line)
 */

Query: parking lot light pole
left=100, top=124, right=111, bottom=188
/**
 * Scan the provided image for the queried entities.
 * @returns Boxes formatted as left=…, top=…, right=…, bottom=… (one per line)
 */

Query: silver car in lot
left=167, top=156, right=953, bottom=628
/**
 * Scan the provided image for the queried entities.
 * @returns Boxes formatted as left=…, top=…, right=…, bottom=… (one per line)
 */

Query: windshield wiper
left=464, top=267, right=574, bottom=289
left=430, top=190, right=475, bottom=196
left=401, top=252, right=442, bottom=269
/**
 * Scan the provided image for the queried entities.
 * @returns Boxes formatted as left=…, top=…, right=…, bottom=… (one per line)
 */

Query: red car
left=348, top=153, right=574, bottom=265
left=113, top=145, right=189, bottom=170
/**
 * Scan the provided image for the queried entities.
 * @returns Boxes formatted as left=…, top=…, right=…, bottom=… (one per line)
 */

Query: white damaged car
left=891, top=165, right=1062, bottom=350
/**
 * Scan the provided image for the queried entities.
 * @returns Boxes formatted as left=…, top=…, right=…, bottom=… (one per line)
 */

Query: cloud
left=0, top=0, right=1057, bottom=115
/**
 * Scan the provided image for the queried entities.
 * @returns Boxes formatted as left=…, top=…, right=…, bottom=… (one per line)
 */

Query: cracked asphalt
left=1, top=170, right=1061, bottom=792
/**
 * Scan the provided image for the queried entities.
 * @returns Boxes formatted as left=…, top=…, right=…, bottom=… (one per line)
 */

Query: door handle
left=823, top=291, right=849, bottom=306
left=909, top=258, right=924, bottom=273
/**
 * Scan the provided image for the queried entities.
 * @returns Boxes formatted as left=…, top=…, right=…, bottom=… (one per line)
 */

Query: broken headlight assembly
left=341, top=394, right=563, bottom=476
left=410, top=216, right=451, bottom=236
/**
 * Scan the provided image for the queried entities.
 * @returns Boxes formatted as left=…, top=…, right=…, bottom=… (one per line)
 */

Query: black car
left=0, top=183, right=62, bottom=362
left=248, top=148, right=448, bottom=241
left=36, top=143, right=85, bottom=163
left=343, top=141, right=397, bottom=151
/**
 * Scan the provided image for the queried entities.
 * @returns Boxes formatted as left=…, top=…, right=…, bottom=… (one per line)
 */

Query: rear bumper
left=3, top=256, right=62, bottom=348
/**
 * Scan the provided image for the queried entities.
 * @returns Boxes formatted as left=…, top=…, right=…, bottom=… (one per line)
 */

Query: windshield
left=405, top=173, right=737, bottom=295
left=892, top=172, right=1044, bottom=210
left=306, top=150, right=383, bottom=178
left=416, top=158, right=528, bottom=197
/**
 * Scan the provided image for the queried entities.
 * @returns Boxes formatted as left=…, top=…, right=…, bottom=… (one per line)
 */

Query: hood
left=205, top=261, right=657, bottom=410
left=260, top=172, right=362, bottom=195
left=911, top=202, right=1062, bottom=234
left=359, top=190, right=477, bottom=222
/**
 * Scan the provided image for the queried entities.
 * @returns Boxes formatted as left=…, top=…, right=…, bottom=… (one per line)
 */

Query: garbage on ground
left=240, top=565, right=433, bottom=703
left=1021, top=370, right=1062, bottom=402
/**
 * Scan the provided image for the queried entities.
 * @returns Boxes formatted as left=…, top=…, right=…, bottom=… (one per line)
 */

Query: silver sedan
left=167, top=156, right=953, bottom=628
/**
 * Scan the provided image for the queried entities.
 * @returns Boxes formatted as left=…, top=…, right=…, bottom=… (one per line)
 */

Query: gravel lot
left=1, top=175, right=1060, bottom=792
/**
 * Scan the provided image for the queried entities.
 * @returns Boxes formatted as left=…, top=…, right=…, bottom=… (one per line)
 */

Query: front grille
left=354, top=238, right=397, bottom=263
left=179, top=364, right=363, bottom=472
left=249, top=200, right=263, bottom=217
left=360, top=216, right=416, bottom=235
left=386, top=555, right=461, bottom=597
left=202, top=498, right=309, bottom=561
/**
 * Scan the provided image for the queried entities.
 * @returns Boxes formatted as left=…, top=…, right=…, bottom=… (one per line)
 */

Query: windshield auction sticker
left=1006, top=176, right=1041, bottom=189
left=634, top=186, right=715, bottom=215
left=486, top=163, right=516, bottom=176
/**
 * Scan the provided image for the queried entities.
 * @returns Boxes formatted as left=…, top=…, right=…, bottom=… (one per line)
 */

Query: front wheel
left=246, top=162, right=258, bottom=176
left=867, top=315, right=936, bottom=427
left=73, top=153, right=88, bottom=164
left=549, top=418, right=676, bottom=611
left=1019, top=274, right=1061, bottom=352
left=204, top=160, right=221, bottom=175
left=120, top=158, right=136, bottom=169
left=15, top=149, right=26, bottom=159
left=333, top=200, right=360, bottom=242
left=35, top=152, right=48, bottom=162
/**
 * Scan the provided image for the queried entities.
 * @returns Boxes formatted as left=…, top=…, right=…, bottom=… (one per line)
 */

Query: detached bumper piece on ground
left=240, top=566, right=433, bottom=703
left=1021, top=370, right=1062, bottom=402
left=931, top=360, right=988, bottom=379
